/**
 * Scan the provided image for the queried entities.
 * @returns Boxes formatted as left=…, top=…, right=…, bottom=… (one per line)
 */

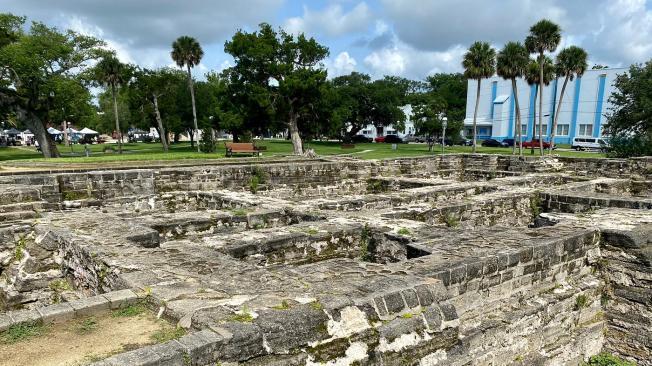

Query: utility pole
left=441, top=116, right=448, bottom=155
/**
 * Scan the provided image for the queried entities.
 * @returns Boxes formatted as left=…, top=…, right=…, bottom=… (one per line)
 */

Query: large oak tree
left=224, top=23, right=329, bottom=155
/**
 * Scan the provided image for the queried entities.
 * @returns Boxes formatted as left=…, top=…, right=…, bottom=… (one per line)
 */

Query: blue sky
left=5, top=0, right=652, bottom=80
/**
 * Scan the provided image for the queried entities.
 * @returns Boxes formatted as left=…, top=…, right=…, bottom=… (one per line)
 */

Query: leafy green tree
left=131, top=68, right=186, bottom=152
left=526, top=19, right=561, bottom=156
left=549, top=46, right=588, bottom=154
left=171, top=35, right=204, bottom=152
left=0, top=13, right=104, bottom=157
left=525, top=56, right=554, bottom=154
left=92, top=55, right=132, bottom=153
left=462, top=41, right=496, bottom=153
left=224, top=23, right=329, bottom=154
left=424, top=73, right=467, bottom=124
left=497, top=42, right=529, bottom=155
left=96, top=89, right=131, bottom=135
left=411, top=95, right=448, bottom=151
left=605, top=60, right=652, bottom=157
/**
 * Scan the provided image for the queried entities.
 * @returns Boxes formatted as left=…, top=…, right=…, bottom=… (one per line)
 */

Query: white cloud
left=380, top=0, right=652, bottom=67
left=284, top=2, right=372, bottom=37
left=326, top=51, right=358, bottom=77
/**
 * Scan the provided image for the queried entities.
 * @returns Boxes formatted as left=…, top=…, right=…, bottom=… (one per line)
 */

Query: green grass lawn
left=0, top=139, right=606, bottom=165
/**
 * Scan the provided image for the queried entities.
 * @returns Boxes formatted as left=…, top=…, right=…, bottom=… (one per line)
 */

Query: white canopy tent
left=79, top=127, right=99, bottom=135
left=47, top=127, right=61, bottom=134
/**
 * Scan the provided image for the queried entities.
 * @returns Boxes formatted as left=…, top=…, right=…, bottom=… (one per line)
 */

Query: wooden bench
left=225, top=142, right=260, bottom=157
left=341, top=144, right=355, bottom=149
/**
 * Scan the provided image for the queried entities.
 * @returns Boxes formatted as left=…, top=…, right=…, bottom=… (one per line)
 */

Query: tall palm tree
left=525, top=19, right=561, bottom=156
left=525, top=57, right=555, bottom=155
left=549, top=46, right=588, bottom=155
left=496, top=42, right=529, bottom=156
left=94, top=55, right=129, bottom=154
left=171, top=36, right=203, bottom=152
left=462, top=41, right=496, bottom=153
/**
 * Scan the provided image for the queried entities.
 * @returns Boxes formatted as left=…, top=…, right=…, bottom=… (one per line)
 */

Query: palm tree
left=94, top=55, right=129, bottom=154
left=171, top=36, right=204, bottom=152
left=525, top=57, right=555, bottom=155
left=525, top=19, right=561, bottom=156
left=549, top=46, right=588, bottom=155
left=462, top=41, right=496, bottom=153
left=496, top=42, right=529, bottom=156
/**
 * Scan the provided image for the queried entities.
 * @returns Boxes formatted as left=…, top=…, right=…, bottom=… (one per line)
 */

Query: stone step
left=0, top=201, right=46, bottom=213
left=0, top=210, right=39, bottom=223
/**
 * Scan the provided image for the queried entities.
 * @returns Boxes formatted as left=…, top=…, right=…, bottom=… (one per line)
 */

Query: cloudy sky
left=5, top=0, right=652, bottom=80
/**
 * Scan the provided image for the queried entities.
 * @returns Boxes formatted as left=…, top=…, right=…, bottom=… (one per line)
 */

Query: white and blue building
left=463, top=67, right=625, bottom=144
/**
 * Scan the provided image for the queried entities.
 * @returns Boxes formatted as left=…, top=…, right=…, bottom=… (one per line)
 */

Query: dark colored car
left=438, top=138, right=454, bottom=146
left=352, top=135, right=373, bottom=143
left=522, top=139, right=554, bottom=149
left=461, top=138, right=473, bottom=146
left=383, top=134, right=403, bottom=144
left=481, top=139, right=503, bottom=147
left=502, top=138, right=515, bottom=147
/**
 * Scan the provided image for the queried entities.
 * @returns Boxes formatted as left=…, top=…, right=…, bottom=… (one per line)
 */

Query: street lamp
left=441, top=116, right=448, bottom=155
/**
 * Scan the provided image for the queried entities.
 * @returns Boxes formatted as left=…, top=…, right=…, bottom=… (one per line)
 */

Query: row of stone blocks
left=0, top=289, right=140, bottom=332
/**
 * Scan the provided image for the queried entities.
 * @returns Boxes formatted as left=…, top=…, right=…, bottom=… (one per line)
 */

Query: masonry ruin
left=0, top=154, right=650, bottom=366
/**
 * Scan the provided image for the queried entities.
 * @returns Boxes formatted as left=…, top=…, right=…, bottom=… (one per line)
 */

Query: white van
left=571, top=137, right=609, bottom=151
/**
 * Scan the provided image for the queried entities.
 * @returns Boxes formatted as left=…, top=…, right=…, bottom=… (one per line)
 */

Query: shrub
left=607, top=134, right=652, bottom=158
left=582, top=352, right=636, bottom=366
left=199, top=128, right=216, bottom=153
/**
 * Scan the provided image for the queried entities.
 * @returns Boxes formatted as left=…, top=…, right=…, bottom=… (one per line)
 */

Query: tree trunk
left=111, top=83, right=122, bottom=154
left=549, top=74, right=569, bottom=156
left=531, top=85, right=538, bottom=155
left=472, top=79, right=481, bottom=154
left=288, top=108, right=303, bottom=155
left=152, top=94, right=168, bottom=152
left=187, top=65, right=200, bottom=153
left=511, top=78, right=523, bottom=156
left=188, top=128, right=194, bottom=148
left=174, top=132, right=180, bottom=143
left=21, top=111, right=59, bottom=158
left=538, top=52, right=544, bottom=157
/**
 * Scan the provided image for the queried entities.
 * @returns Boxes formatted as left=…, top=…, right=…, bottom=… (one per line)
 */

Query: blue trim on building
left=548, top=79, right=558, bottom=137
left=569, top=77, right=582, bottom=139
left=507, top=89, right=515, bottom=138
left=489, top=81, right=497, bottom=119
left=527, top=84, right=536, bottom=140
left=593, top=74, right=606, bottom=137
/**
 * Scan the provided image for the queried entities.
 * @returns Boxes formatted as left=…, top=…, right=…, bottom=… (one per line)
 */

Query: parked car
left=349, top=135, right=373, bottom=143
left=571, top=137, right=609, bottom=152
left=481, top=139, right=504, bottom=147
left=383, top=134, right=404, bottom=144
left=438, top=138, right=454, bottom=146
left=374, top=136, right=385, bottom=143
left=522, top=139, right=554, bottom=149
left=501, top=138, right=515, bottom=147
left=404, top=134, right=426, bottom=143
left=460, top=138, right=473, bottom=146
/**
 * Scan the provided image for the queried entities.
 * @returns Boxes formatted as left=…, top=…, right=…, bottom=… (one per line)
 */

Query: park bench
left=225, top=142, right=260, bottom=157
left=341, top=143, right=355, bottom=149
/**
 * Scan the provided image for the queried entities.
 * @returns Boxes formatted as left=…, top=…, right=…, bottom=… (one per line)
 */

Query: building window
left=578, top=124, right=593, bottom=136
left=556, top=124, right=569, bottom=136
left=521, top=124, right=528, bottom=136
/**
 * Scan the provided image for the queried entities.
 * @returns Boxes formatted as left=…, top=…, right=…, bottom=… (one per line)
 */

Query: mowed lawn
left=0, top=139, right=606, bottom=164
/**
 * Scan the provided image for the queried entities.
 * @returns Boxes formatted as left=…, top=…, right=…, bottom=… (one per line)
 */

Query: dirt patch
left=0, top=310, right=176, bottom=366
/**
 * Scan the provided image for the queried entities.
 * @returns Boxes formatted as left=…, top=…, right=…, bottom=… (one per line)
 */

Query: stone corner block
left=100, top=346, right=160, bottom=366
left=102, top=289, right=139, bottom=310
left=37, top=302, right=75, bottom=323
left=0, top=314, right=13, bottom=332
left=176, top=330, right=226, bottom=365
left=70, top=294, right=110, bottom=317
left=9, top=309, right=42, bottom=325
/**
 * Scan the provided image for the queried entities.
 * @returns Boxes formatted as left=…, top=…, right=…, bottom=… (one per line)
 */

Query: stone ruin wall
left=0, top=154, right=650, bottom=365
